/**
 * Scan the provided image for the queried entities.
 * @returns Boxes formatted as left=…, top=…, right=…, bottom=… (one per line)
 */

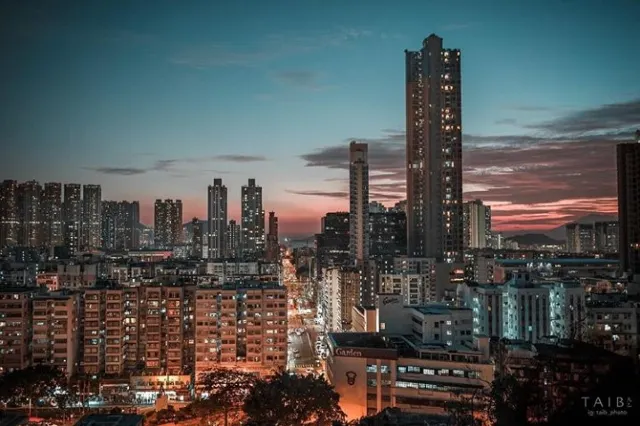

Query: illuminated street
left=283, top=252, right=322, bottom=374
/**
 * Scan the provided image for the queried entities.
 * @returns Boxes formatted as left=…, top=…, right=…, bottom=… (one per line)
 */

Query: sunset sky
left=2, top=0, right=639, bottom=237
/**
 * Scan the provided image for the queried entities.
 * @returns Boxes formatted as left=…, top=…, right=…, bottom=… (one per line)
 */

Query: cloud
left=213, top=155, right=267, bottom=162
left=525, top=98, right=640, bottom=134
left=273, top=70, right=328, bottom=90
left=170, top=27, right=376, bottom=69
left=86, top=167, right=147, bottom=176
left=296, top=98, right=639, bottom=230
left=286, top=190, right=347, bottom=198
left=86, top=154, right=265, bottom=176
left=495, top=118, right=518, bottom=125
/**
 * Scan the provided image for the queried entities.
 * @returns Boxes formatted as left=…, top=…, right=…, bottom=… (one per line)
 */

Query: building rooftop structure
left=74, top=414, right=144, bottom=426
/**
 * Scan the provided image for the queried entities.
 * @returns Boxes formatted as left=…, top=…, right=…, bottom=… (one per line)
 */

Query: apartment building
left=140, top=286, right=184, bottom=375
left=587, top=294, right=640, bottom=359
left=0, top=287, right=35, bottom=373
left=57, top=263, right=98, bottom=289
left=194, top=281, right=287, bottom=380
left=32, top=293, right=79, bottom=376
left=379, top=273, right=436, bottom=306
left=83, top=287, right=127, bottom=375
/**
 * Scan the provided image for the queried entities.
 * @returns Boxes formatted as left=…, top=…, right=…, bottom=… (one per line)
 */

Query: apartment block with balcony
left=0, top=287, right=35, bottom=373
left=194, top=281, right=287, bottom=380
left=140, top=286, right=184, bottom=375
left=31, top=293, right=79, bottom=376
left=82, top=287, right=127, bottom=376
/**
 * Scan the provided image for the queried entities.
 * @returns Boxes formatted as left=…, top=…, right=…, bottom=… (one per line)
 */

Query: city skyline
left=2, top=1, right=640, bottom=236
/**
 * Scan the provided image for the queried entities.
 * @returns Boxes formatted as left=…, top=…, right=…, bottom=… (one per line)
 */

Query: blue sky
left=1, top=0, right=639, bottom=235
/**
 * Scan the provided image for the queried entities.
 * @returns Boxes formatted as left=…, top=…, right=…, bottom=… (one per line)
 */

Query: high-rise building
left=63, top=184, right=82, bottom=253
left=191, top=218, right=203, bottom=258
left=207, top=178, right=227, bottom=260
left=594, top=221, right=619, bottom=253
left=17, top=180, right=42, bottom=247
left=153, top=199, right=183, bottom=248
left=463, top=200, right=491, bottom=250
left=566, top=223, right=595, bottom=253
left=266, top=211, right=279, bottom=262
left=102, top=201, right=140, bottom=250
left=241, top=179, right=265, bottom=259
left=0, top=180, right=19, bottom=247
left=82, top=184, right=102, bottom=250
left=349, top=142, right=369, bottom=265
left=405, top=34, right=463, bottom=262
left=617, top=130, right=640, bottom=276
left=369, top=210, right=407, bottom=258
left=41, top=183, right=63, bottom=248
left=227, top=220, right=240, bottom=258
left=315, top=212, right=350, bottom=279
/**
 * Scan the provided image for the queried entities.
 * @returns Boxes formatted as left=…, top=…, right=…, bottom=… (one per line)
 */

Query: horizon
left=2, top=0, right=639, bottom=236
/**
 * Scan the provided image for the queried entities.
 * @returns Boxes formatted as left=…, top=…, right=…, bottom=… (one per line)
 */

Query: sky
left=1, top=0, right=639, bottom=237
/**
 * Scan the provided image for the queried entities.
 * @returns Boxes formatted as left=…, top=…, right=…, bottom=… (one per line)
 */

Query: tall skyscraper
left=41, top=182, right=63, bottom=248
left=82, top=184, right=102, bottom=250
left=227, top=219, right=240, bottom=258
left=0, top=180, right=19, bottom=247
left=617, top=130, right=640, bottom=276
left=191, top=217, right=203, bottom=258
left=102, top=201, right=140, bottom=250
left=207, top=178, right=227, bottom=260
left=241, top=179, right=265, bottom=259
left=349, top=141, right=369, bottom=264
left=154, top=199, right=182, bottom=247
left=63, top=184, right=82, bottom=254
left=463, top=200, right=491, bottom=249
left=594, top=221, right=619, bottom=253
left=266, top=211, right=279, bottom=262
left=405, top=34, right=463, bottom=262
left=17, top=180, right=42, bottom=247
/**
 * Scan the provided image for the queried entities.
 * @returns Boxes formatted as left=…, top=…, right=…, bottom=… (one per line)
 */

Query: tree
left=0, top=365, right=67, bottom=414
left=199, top=368, right=258, bottom=426
left=243, top=371, right=345, bottom=426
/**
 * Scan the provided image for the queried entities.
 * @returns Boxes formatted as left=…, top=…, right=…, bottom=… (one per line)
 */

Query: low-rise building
left=326, top=332, right=493, bottom=420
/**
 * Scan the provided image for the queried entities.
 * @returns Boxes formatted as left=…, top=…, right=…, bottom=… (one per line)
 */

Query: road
left=283, top=255, right=321, bottom=374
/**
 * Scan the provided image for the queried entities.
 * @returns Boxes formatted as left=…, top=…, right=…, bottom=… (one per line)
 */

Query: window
left=423, top=368, right=435, bottom=375
left=366, top=364, right=377, bottom=373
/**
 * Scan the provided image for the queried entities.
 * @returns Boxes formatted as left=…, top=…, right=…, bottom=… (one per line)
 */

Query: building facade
left=154, top=199, right=183, bottom=248
left=241, top=179, right=265, bottom=259
left=82, top=184, right=102, bottom=250
left=0, top=180, right=19, bottom=247
left=194, top=281, right=287, bottom=379
left=41, top=182, right=63, bottom=248
left=266, top=211, right=279, bottom=262
left=405, top=34, right=463, bottom=262
left=463, top=200, right=491, bottom=250
left=207, top=178, right=227, bottom=260
left=349, top=142, right=370, bottom=265
left=617, top=131, right=640, bottom=276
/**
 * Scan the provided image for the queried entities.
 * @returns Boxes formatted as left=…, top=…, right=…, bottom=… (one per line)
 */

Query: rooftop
left=198, top=280, right=284, bottom=290
left=329, top=332, right=391, bottom=349
left=412, top=304, right=470, bottom=315
left=74, top=414, right=144, bottom=426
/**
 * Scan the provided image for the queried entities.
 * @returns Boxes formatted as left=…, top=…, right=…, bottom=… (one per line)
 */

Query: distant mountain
left=505, top=233, right=563, bottom=247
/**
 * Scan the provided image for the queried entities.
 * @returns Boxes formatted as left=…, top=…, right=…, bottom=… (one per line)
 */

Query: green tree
left=243, top=371, right=345, bottom=426
left=199, top=367, right=258, bottom=426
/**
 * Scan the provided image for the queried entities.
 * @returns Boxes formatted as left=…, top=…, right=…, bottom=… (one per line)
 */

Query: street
left=282, top=253, right=322, bottom=374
